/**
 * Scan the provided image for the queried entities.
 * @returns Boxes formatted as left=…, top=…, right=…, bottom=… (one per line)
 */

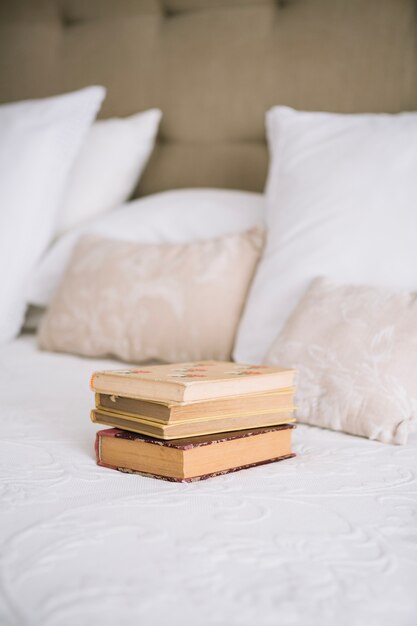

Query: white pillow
left=28, top=189, right=265, bottom=308
left=57, top=109, right=162, bottom=235
left=234, top=106, right=417, bottom=363
left=0, top=86, right=105, bottom=343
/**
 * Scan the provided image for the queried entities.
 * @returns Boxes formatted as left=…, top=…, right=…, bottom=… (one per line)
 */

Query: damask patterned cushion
left=266, top=278, right=417, bottom=444
left=39, top=228, right=264, bottom=363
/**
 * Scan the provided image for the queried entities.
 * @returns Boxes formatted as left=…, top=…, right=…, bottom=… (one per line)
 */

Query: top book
left=91, top=361, right=295, bottom=404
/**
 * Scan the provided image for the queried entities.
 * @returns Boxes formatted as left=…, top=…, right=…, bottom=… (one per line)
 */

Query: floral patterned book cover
left=91, top=361, right=295, bottom=403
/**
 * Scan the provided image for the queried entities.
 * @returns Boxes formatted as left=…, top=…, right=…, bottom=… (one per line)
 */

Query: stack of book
left=91, top=361, right=296, bottom=482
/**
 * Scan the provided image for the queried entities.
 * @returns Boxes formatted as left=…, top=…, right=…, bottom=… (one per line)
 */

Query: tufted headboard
left=0, top=0, right=416, bottom=195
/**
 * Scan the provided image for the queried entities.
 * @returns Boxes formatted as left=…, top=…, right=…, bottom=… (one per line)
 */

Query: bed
left=1, top=335, right=417, bottom=625
left=1, top=1, right=417, bottom=624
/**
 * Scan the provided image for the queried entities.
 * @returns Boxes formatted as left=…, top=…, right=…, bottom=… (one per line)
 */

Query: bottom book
left=95, top=424, right=296, bottom=482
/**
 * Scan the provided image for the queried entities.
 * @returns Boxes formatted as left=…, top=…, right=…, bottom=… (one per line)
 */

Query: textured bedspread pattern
left=1, top=336, right=417, bottom=626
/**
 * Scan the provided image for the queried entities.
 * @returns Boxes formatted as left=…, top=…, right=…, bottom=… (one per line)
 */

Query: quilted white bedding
left=1, top=335, right=417, bottom=626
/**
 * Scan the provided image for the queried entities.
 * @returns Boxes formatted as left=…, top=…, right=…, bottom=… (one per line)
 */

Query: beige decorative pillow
left=266, top=278, right=417, bottom=444
left=39, top=228, right=264, bottom=363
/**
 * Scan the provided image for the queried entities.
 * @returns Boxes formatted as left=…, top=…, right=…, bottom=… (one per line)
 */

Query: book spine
left=95, top=431, right=122, bottom=470
left=94, top=431, right=101, bottom=463
left=91, top=372, right=186, bottom=403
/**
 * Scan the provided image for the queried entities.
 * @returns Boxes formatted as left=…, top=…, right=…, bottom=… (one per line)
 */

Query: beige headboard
left=1, top=0, right=416, bottom=195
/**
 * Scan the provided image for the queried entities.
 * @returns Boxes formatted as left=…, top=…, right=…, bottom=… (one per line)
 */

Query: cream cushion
left=39, top=228, right=264, bottom=362
left=266, top=278, right=417, bottom=444
left=29, top=189, right=265, bottom=309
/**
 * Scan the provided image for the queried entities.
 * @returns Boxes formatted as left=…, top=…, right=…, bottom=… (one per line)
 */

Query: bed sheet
left=1, top=335, right=416, bottom=626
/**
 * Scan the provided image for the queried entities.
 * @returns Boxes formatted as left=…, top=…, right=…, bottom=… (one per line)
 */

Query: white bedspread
left=1, top=336, right=416, bottom=626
